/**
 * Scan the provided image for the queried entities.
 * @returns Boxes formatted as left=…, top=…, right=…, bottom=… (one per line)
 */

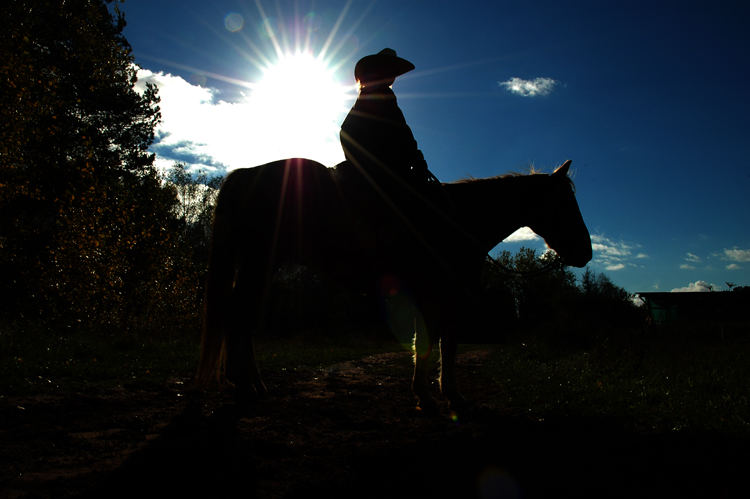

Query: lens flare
left=224, top=12, right=244, bottom=33
left=302, top=11, right=321, bottom=32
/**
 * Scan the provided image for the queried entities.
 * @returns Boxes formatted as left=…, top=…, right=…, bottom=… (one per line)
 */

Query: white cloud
left=591, top=235, right=632, bottom=257
left=723, top=248, right=750, bottom=263
left=726, top=263, right=741, bottom=270
left=685, top=252, right=701, bottom=263
left=671, top=280, right=716, bottom=292
left=503, top=226, right=541, bottom=243
left=678, top=252, right=701, bottom=270
left=134, top=67, right=349, bottom=173
left=499, top=77, right=558, bottom=97
left=590, top=234, right=642, bottom=271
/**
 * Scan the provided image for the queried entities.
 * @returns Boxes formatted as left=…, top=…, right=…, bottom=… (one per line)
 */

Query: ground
left=1, top=348, right=746, bottom=498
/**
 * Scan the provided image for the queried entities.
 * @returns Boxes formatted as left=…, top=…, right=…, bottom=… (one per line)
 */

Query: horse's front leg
left=439, top=332, right=466, bottom=409
left=225, top=325, right=267, bottom=398
left=411, top=313, right=438, bottom=413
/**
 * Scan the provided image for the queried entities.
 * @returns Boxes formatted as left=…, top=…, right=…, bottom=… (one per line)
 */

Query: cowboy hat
left=354, top=48, right=415, bottom=85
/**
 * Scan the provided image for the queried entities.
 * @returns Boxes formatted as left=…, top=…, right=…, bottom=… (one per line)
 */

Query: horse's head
left=528, top=161, right=592, bottom=268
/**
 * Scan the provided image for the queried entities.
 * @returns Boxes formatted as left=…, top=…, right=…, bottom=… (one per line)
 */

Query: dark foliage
left=483, top=248, right=646, bottom=346
left=166, top=163, right=222, bottom=267
left=251, top=245, right=643, bottom=345
left=578, top=268, right=645, bottom=326
left=0, top=0, right=197, bottom=333
left=163, top=163, right=223, bottom=327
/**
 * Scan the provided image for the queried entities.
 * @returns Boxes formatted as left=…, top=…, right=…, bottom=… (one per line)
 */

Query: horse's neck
left=448, top=175, right=539, bottom=253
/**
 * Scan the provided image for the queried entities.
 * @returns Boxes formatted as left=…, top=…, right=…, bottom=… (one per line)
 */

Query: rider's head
left=354, top=48, right=414, bottom=89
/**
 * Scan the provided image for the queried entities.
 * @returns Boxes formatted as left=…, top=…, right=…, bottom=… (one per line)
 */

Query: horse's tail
left=196, top=173, right=239, bottom=386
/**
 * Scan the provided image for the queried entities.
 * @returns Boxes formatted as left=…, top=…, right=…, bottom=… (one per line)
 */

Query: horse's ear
left=552, top=160, right=572, bottom=178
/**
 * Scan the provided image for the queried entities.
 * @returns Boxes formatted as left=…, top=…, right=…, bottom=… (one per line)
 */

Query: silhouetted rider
left=340, top=48, right=435, bottom=190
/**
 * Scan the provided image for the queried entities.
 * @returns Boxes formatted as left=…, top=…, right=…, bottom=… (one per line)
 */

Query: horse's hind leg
left=439, top=332, right=466, bottom=409
left=225, top=281, right=268, bottom=401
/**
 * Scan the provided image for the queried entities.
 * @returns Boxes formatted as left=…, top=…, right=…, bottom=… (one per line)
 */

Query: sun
left=150, top=4, right=364, bottom=169
left=246, top=51, right=355, bottom=166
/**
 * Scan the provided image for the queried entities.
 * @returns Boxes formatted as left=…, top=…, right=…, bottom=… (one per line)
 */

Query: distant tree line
left=480, top=248, right=647, bottom=345
left=265, top=246, right=646, bottom=343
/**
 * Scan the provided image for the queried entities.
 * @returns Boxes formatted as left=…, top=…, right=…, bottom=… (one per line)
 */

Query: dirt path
left=1, top=349, right=746, bottom=498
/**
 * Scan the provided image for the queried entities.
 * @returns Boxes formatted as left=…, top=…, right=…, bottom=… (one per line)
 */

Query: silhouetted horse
left=196, top=158, right=591, bottom=412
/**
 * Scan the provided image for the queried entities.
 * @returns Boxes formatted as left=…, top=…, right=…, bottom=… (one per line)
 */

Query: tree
left=163, top=163, right=223, bottom=315
left=483, top=249, right=646, bottom=345
left=579, top=268, right=642, bottom=323
left=0, top=0, right=178, bottom=330
left=166, top=163, right=221, bottom=266
left=487, top=248, right=578, bottom=327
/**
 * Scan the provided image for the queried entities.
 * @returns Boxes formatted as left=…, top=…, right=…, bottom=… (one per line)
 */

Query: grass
left=2, top=320, right=749, bottom=436
left=0, top=326, right=199, bottom=395
left=255, top=329, right=406, bottom=371
left=481, top=325, right=750, bottom=435
left=0, top=324, right=405, bottom=396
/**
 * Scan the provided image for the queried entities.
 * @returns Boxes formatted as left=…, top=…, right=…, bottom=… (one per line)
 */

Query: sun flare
left=140, top=2, right=367, bottom=171
left=246, top=51, right=355, bottom=165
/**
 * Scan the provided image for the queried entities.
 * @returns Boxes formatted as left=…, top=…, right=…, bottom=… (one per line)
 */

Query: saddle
left=334, top=161, right=457, bottom=260
left=335, top=160, right=447, bottom=203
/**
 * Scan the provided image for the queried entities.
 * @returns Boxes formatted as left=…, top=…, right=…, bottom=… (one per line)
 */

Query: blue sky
left=121, top=0, right=750, bottom=294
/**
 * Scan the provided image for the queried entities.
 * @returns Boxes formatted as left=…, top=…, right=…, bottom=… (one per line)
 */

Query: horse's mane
left=449, top=165, right=546, bottom=184
left=447, top=167, right=575, bottom=191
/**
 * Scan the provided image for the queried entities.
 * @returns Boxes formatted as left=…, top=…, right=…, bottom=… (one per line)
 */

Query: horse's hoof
left=253, top=381, right=269, bottom=398
left=447, top=394, right=469, bottom=410
left=232, top=384, right=265, bottom=412
left=233, top=391, right=254, bottom=412
left=415, top=397, right=439, bottom=416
